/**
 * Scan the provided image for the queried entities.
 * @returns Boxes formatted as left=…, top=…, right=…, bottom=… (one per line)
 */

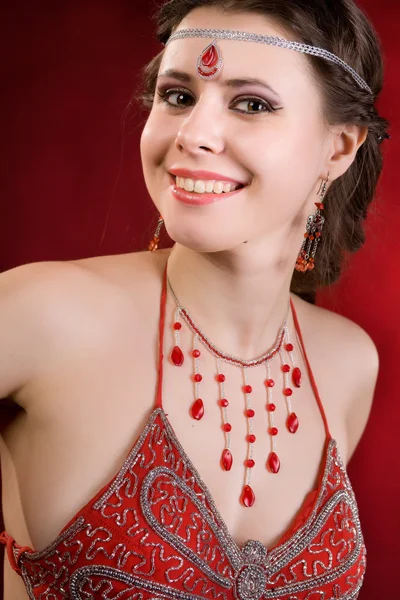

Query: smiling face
left=140, top=6, right=332, bottom=255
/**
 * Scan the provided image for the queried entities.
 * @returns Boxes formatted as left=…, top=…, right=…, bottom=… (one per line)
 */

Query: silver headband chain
left=166, top=28, right=372, bottom=95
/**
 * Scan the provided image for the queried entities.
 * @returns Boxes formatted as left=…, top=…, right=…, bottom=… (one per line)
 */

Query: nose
left=175, top=96, right=225, bottom=156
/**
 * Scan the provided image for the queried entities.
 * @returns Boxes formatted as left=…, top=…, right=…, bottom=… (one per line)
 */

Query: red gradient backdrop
left=0, top=1, right=398, bottom=598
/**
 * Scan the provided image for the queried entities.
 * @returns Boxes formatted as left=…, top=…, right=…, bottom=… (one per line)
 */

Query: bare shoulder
left=1, top=251, right=167, bottom=406
left=72, top=248, right=168, bottom=293
left=70, top=249, right=170, bottom=317
left=291, top=293, right=379, bottom=460
left=291, top=293, right=379, bottom=363
left=0, top=259, right=95, bottom=403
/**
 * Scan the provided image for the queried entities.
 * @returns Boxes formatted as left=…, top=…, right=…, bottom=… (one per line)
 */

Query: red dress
left=1, top=266, right=366, bottom=599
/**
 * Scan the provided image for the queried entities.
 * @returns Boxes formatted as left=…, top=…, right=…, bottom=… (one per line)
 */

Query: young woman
left=0, top=0, right=390, bottom=598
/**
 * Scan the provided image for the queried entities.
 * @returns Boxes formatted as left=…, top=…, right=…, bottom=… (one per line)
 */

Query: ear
left=326, top=125, right=368, bottom=179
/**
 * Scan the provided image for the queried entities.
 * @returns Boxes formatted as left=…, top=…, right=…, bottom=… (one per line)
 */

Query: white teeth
left=214, top=181, right=224, bottom=194
left=194, top=180, right=206, bottom=193
left=174, top=176, right=240, bottom=194
left=205, top=180, right=215, bottom=193
left=184, top=178, right=195, bottom=192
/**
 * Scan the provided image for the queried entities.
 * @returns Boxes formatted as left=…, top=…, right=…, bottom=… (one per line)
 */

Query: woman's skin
left=1, top=8, right=378, bottom=599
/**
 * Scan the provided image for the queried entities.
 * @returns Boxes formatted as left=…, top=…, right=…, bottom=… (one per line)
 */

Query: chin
left=155, top=186, right=252, bottom=253
left=164, top=218, right=244, bottom=254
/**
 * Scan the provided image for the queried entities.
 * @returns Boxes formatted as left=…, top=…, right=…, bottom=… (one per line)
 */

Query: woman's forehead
left=161, top=9, right=316, bottom=103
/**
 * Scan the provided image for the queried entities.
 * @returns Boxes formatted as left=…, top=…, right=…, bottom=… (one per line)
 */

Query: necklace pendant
left=293, top=367, right=302, bottom=388
left=241, top=485, right=256, bottom=508
left=267, top=452, right=281, bottom=474
left=191, top=398, right=205, bottom=421
left=221, top=449, right=233, bottom=471
left=287, top=412, right=299, bottom=434
left=171, top=346, right=184, bottom=366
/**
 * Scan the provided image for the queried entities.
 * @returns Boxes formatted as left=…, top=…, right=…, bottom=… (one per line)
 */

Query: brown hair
left=139, top=0, right=390, bottom=299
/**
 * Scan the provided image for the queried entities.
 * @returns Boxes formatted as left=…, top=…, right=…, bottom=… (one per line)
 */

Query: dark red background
left=1, top=1, right=398, bottom=598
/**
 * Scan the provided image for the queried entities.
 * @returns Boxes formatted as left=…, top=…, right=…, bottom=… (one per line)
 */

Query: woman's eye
left=231, top=98, right=273, bottom=114
left=157, top=89, right=194, bottom=108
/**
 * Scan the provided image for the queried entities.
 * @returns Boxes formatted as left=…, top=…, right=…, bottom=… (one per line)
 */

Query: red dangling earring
left=296, top=174, right=329, bottom=273
left=148, top=215, right=164, bottom=252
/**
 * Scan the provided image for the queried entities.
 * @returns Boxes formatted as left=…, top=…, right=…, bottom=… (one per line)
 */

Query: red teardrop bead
left=241, top=485, right=256, bottom=508
left=171, top=346, right=184, bottom=367
left=191, top=399, right=204, bottom=421
left=268, top=452, right=281, bottom=474
left=293, top=367, right=302, bottom=388
left=287, top=412, right=299, bottom=434
left=202, top=44, right=219, bottom=67
left=221, top=449, right=233, bottom=471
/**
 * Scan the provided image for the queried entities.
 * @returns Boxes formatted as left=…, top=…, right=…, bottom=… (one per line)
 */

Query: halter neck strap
left=155, top=262, right=168, bottom=408
left=290, top=298, right=331, bottom=439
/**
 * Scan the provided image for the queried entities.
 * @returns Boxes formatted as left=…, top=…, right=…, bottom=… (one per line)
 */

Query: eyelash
left=156, top=88, right=276, bottom=115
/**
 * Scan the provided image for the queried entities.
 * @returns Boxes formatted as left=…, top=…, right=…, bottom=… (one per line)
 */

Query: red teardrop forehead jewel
left=197, top=40, right=223, bottom=80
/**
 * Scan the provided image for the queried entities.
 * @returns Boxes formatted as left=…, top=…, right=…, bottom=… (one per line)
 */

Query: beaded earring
left=148, top=216, right=164, bottom=252
left=295, top=175, right=329, bottom=273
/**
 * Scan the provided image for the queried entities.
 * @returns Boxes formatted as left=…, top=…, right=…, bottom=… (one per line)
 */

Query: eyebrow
left=157, top=69, right=283, bottom=102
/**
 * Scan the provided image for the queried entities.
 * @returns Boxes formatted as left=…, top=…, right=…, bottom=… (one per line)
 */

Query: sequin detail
left=10, top=407, right=366, bottom=599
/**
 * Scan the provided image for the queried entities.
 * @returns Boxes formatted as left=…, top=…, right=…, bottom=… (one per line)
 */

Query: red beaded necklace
left=167, top=275, right=303, bottom=508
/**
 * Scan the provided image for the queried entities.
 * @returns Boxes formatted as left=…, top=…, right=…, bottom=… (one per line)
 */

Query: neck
left=166, top=242, right=295, bottom=361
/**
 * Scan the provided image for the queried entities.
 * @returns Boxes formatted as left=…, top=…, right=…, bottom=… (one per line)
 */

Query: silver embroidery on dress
left=18, top=408, right=366, bottom=600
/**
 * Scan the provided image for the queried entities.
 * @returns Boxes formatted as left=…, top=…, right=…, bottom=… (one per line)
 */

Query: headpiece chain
left=166, top=28, right=372, bottom=95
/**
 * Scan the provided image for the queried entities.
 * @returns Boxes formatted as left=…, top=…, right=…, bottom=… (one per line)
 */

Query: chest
left=3, top=299, right=349, bottom=557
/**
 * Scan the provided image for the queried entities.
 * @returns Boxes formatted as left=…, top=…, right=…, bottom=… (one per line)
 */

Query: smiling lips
left=175, top=176, right=240, bottom=194
left=168, top=168, right=248, bottom=206
left=169, top=168, right=247, bottom=203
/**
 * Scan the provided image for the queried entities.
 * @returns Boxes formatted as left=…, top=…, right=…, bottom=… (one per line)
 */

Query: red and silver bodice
left=5, top=407, right=366, bottom=599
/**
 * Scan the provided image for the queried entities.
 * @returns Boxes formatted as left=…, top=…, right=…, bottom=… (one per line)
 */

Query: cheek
left=140, top=111, right=173, bottom=170
left=248, top=117, right=323, bottom=203
left=224, top=120, right=323, bottom=240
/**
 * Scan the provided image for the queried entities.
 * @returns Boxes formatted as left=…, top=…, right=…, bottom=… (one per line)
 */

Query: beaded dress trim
left=13, top=406, right=366, bottom=599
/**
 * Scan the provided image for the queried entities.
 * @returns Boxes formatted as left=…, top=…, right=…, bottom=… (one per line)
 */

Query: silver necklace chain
left=167, top=275, right=291, bottom=368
